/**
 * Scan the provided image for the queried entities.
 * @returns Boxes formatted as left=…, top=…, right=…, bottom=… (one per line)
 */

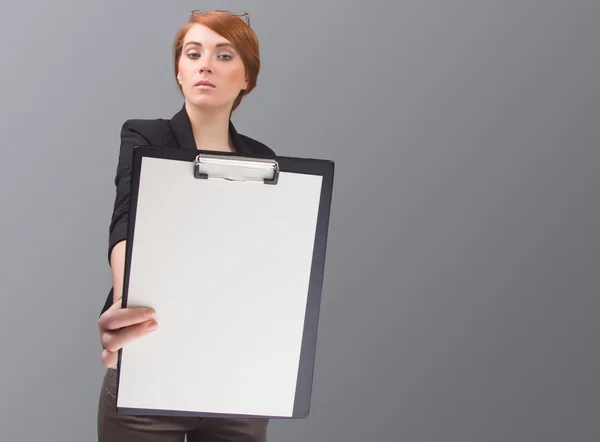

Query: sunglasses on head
left=189, top=10, right=250, bottom=27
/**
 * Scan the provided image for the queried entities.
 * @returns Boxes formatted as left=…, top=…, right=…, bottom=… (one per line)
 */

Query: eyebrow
left=184, top=41, right=235, bottom=49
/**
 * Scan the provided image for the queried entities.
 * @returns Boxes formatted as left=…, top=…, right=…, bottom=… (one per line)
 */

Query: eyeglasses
left=189, top=10, right=250, bottom=27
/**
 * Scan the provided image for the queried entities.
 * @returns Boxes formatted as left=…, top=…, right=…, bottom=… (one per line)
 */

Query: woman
left=96, top=10, right=275, bottom=442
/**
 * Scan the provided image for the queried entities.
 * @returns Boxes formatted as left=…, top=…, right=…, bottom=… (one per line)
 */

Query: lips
left=194, top=80, right=215, bottom=88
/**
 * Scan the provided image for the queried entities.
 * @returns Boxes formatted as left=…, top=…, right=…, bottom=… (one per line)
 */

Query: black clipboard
left=115, top=146, right=334, bottom=419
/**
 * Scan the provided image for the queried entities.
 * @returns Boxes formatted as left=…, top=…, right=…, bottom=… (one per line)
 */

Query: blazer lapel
left=167, top=104, right=252, bottom=154
left=167, top=104, right=196, bottom=151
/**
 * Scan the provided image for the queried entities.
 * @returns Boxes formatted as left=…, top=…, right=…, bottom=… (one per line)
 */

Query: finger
left=101, top=318, right=158, bottom=353
left=98, top=306, right=155, bottom=331
left=101, top=348, right=118, bottom=368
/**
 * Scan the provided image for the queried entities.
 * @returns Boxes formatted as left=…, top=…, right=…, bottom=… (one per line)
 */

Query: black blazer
left=101, top=104, right=277, bottom=315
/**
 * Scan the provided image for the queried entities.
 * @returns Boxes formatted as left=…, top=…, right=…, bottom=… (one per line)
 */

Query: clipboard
left=115, top=145, right=335, bottom=419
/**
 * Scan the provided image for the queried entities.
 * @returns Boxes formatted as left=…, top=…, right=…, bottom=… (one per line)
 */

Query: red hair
left=173, top=11, right=260, bottom=112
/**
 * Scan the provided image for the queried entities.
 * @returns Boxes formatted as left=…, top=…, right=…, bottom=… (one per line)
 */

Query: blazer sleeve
left=107, top=120, right=150, bottom=263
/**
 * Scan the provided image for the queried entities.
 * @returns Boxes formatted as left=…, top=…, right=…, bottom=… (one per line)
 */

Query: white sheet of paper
left=117, top=156, right=323, bottom=417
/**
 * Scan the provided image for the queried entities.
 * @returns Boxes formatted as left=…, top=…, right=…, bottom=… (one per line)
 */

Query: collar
left=167, top=104, right=252, bottom=155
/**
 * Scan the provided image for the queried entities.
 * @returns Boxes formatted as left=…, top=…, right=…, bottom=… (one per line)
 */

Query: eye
left=218, top=54, right=233, bottom=61
left=186, top=52, right=200, bottom=59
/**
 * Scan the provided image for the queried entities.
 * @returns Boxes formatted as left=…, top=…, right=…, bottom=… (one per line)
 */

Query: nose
left=198, top=56, right=213, bottom=74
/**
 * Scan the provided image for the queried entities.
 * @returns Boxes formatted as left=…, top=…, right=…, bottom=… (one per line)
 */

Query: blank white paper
left=117, top=156, right=323, bottom=417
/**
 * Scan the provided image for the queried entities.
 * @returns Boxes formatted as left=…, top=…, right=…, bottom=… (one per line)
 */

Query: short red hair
left=173, top=11, right=260, bottom=112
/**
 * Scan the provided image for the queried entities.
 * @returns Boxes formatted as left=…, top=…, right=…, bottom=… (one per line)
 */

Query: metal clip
left=194, top=154, right=279, bottom=184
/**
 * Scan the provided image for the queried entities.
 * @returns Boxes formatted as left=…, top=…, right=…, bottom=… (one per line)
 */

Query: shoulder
left=114, top=118, right=175, bottom=175
left=238, top=133, right=277, bottom=158
left=119, top=118, right=172, bottom=146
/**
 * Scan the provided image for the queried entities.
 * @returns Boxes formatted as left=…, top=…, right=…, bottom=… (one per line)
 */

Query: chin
left=187, top=96, right=230, bottom=111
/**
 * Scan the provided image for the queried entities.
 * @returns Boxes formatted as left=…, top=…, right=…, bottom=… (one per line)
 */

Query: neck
left=185, top=101, right=234, bottom=152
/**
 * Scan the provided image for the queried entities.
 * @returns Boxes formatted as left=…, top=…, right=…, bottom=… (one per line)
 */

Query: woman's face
left=177, top=24, right=247, bottom=111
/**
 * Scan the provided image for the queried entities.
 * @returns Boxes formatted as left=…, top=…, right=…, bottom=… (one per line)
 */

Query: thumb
left=108, top=295, right=124, bottom=312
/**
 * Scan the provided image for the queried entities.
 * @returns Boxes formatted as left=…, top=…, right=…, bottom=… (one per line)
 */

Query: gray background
left=0, top=0, right=598, bottom=441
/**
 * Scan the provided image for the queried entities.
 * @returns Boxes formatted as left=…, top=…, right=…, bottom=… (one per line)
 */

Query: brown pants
left=97, top=368, right=269, bottom=442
